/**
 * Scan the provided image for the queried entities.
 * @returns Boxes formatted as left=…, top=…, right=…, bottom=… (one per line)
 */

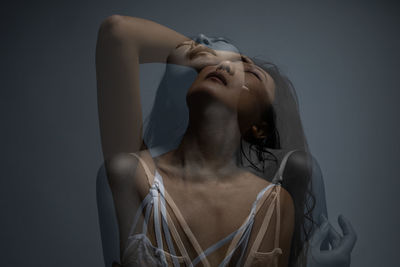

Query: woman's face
left=170, top=34, right=275, bottom=133
left=187, top=54, right=275, bottom=131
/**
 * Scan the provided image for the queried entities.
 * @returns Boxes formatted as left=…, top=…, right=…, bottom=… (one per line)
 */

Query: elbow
left=98, top=15, right=128, bottom=41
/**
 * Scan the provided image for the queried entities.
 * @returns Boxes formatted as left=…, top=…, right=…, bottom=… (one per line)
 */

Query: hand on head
left=166, top=34, right=242, bottom=71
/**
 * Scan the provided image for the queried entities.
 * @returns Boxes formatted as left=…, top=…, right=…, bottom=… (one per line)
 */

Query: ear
left=251, top=122, right=268, bottom=139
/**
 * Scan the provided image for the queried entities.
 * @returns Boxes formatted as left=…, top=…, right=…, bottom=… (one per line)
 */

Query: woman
left=95, top=15, right=356, bottom=267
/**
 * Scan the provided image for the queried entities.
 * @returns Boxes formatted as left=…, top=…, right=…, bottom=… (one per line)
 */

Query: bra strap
left=219, top=220, right=254, bottom=267
left=243, top=186, right=281, bottom=267
left=274, top=186, right=281, bottom=248
left=223, top=183, right=276, bottom=260
left=221, top=184, right=277, bottom=266
left=129, top=152, right=155, bottom=186
left=157, top=171, right=189, bottom=267
left=151, top=182, right=166, bottom=265
left=160, top=186, right=211, bottom=267
left=124, top=194, right=153, bottom=247
left=160, top=200, right=193, bottom=267
left=141, top=194, right=153, bottom=235
left=272, top=150, right=299, bottom=184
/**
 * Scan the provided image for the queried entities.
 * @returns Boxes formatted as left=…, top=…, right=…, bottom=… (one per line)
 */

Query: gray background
left=1, top=0, right=399, bottom=266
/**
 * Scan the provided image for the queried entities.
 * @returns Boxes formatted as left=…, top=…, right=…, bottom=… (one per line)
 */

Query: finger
left=310, top=220, right=330, bottom=248
left=327, top=223, right=341, bottom=249
left=320, top=213, right=328, bottom=225
left=337, top=214, right=357, bottom=253
left=338, top=214, right=356, bottom=236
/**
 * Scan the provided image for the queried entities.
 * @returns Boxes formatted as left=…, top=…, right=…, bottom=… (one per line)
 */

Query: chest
left=132, top=169, right=276, bottom=265
left=166, top=180, right=255, bottom=240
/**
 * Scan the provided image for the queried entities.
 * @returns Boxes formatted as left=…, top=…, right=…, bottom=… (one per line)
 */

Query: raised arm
left=95, top=15, right=189, bottom=160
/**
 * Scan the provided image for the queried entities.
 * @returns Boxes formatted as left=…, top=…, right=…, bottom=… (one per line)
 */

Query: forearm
left=95, top=15, right=188, bottom=159
left=96, top=22, right=141, bottom=158
left=103, top=15, right=189, bottom=64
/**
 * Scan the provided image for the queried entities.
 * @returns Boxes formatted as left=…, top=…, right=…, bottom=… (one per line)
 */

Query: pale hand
left=306, top=215, right=357, bottom=267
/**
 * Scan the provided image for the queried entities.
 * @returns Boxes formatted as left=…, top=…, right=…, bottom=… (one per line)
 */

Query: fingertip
left=338, top=214, right=357, bottom=237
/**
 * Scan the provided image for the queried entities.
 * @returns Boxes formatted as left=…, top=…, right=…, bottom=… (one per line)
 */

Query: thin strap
left=191, top=192, right=273, bottom=267
left=142, top=194, right=153, bottom=234
left=272, top=150, right=299, bottom=184
left=219, top=219, right=254, bottom=267
left=192, top=222, right=245, bottom=266
left=192, top=183, right=277, bottom=266
left=155, top=173, right=211, bottom=267
left=220, top=184, right=277, bottom=266
left=223, top=183, right=277, bottom=260
left=151, top=184, right=166, bottom=265
left=157, top=172, right=185, bottom=267
left=128, top=153, right=176, bottom=266
left=243, top=186, right=281, bottom=267
left=160, top=200, right=193, bottom=267
left=129, top=153, right=155, bottom=186
left=235, top=219, right=254, bottom=267
left=274, top=186, right=281, bottom=248
left=125, top=194, right=153, bottom=245
left=160, top=176, right=179, bottom=267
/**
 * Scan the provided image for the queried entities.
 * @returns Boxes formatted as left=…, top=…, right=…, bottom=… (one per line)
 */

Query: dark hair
left=239, top=59, right=316, bottom=267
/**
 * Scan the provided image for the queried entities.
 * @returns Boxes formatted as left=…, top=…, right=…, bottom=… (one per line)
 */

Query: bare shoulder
left=104, top=150, right=152, bottom=193
left=282, top=150, right=315, bottom=184
left=243, top=171, right=294, bottom=216
left=104, top=152, right=138, bottom=187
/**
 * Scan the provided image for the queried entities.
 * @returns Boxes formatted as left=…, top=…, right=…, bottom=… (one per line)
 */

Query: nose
left=216, top=60, right=235, bottom=75
left=195, top=33, right=211, bottom=46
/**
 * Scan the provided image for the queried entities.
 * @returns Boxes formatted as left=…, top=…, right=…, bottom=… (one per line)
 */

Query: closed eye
left=245, top=71, right=261, bottom=81
left=241, top=55, right=250, bottom=63
left=213, top=37, right=230, bottom=44
left=175, top=41, right=193, bottom=49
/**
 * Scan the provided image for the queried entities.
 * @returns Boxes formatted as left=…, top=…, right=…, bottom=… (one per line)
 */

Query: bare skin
left=107, top=149, right=294, bottom=267
left=96, top=15, right=242, bottom=160
left=97, top=15, right=294, bottom=266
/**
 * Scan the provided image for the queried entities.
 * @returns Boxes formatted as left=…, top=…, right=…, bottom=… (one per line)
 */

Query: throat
left=176, top=104, right=241, bottom=176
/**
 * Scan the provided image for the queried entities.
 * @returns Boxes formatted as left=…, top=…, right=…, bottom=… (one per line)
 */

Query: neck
left=172, top=99, right=241, bottom=179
